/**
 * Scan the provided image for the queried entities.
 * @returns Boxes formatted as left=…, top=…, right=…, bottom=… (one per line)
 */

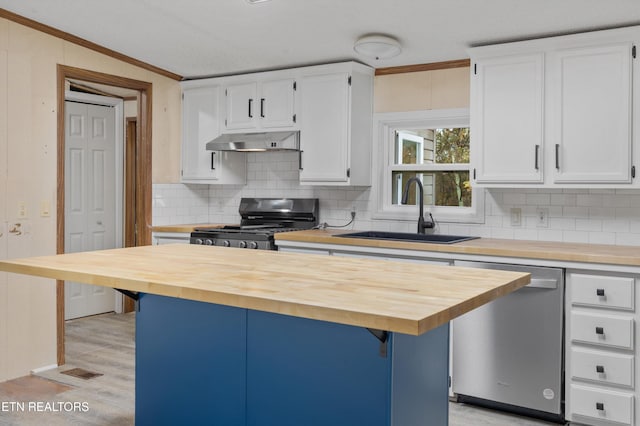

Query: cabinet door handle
left=596, top=402, right=605, bottom=411
left=596, top=288, right=605, bottom=296
left=260, top=98, right=265, bottom=118
left=595, top=326, right=604, bottom=335
left=248, top=99, right=253, bottom=118
left=299, top=150, right=303, bottom=171
left=596, top=365, right=605, bottom=373
left=555, top=144, right=560, bottom=170
left=534, top=145, right=540, bottom=170
left=211, top=152, right=216, bottom=170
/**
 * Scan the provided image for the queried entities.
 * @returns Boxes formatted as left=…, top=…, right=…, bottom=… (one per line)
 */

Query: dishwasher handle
left=526, top=278, right=558, bottom=289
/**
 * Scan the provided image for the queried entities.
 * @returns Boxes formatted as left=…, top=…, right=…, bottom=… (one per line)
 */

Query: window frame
left=372, top=108, right=485, bottom=224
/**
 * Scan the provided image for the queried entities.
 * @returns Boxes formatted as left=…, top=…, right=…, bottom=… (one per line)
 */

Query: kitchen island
left=0, top=244, right=529, bottom=426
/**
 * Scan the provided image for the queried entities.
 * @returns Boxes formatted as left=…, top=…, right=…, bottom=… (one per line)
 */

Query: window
left=373, top=109, right=484, bottom=224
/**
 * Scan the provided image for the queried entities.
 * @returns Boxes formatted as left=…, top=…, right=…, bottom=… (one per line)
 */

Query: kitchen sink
left=336, top=231, right=480, bottom=244
left=335, top=231, right=479, bottom=244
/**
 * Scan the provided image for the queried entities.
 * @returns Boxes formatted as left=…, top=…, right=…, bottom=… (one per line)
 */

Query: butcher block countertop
left=0, top=244, right=529, bottom=336
left=276, top=229, right=640, bottom=267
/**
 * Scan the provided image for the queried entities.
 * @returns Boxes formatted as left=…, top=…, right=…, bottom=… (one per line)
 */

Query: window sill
left=371, top=206, right=485, bottom=225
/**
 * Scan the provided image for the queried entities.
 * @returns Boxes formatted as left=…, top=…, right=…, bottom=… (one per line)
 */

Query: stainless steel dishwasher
left=451, top=260, right=564, bottom=423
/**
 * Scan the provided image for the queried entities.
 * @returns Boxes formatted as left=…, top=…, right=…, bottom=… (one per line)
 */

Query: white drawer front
left=571, top=273, right=635, bottom=311
left=570, top=385, right=634, bottom=426
left=571, top=312, right=634, bottom=350
left=571, top=347, right=634, bottom=388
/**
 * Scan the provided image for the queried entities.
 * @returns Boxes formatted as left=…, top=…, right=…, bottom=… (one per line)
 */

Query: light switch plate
left=510, top=208, right=522, bottom=226
left=17, top=201, right=27, bottom=218
left=41, top=200, right=51, bottom=217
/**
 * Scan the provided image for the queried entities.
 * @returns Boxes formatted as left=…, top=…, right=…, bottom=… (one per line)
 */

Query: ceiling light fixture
left=247, top=0, right=271, bottom=3
left=353, top=34, right=402, bottom=60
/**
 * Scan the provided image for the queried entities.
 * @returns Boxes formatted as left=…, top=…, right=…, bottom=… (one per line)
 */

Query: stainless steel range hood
left=206, top=131, right=299, bottom=152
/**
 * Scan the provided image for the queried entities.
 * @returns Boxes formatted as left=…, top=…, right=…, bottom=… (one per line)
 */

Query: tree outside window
left=392, top=127, right=471, bottom=208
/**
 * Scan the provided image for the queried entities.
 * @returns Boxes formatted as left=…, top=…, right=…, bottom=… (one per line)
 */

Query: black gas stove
left=190, top=198, right=319, bottom=250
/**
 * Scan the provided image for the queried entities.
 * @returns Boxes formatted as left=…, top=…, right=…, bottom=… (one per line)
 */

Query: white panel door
left=65, top=101, right=116, bottom=320
left=550, top=43, right=632, bottom=183
left=471, top=53, right=544, bottom=183
left=260, top=78, right=295, bottom=128
left=299, top=72, right=349, bottom=183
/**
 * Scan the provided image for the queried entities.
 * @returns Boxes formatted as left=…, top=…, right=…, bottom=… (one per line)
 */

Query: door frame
left=56, top=65, right=153, bottom=365
left=123, top=117, right=138, bottom=313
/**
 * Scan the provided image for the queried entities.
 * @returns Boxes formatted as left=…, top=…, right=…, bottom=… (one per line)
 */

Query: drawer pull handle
left=595, top=326, right=605, bottom=335
left=596, top=402, right=605, bottom=411
left=596, top=288, right=605, bottom=296
left=596, top=365, right=605, bottom=373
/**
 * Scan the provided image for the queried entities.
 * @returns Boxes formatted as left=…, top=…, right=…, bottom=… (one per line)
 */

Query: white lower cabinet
left=277, top=244, right=451, bottom=266
left=571, top=312, right=634, bottom=350
left=571, top=385, right=635, bottom=426
left=571, top=348, right=634, bottom=388
left=278, top=247, right=330, bottom=255
left=566, top=270, right=638, bottom=426
left=152, top=232, right=190, bottom=245
left=331, top=251, right=451, bottom=266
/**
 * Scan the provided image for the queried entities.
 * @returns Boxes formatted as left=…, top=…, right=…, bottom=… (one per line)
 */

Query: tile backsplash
left=153, top=152, right=640, bottom=246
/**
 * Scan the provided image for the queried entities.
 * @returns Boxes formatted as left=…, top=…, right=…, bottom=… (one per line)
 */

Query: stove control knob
left=239, top=241, right=247, bottom=249
left=249, top=241, right=259, bottom=249
left=223, top=240, right=231, bottom=247
left=194, top=238, right=204, bottom=245
left=204, top=239, right=213, bottom=246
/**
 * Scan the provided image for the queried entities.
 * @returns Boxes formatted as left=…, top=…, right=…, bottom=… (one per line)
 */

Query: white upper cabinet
left=298, top=62, right=373, bottom=186
left=298, top=72, right=350, bottom=183
left=471, top=53, right=544, bottom=184
left=181, top=83, right=246, bottom=184
left=180, top=62, right=373, bottom=186
left=224, top=77, right=296, bottom=131
left=470, top=26, right=639, bottom=188
left=260, top=78, right=296, bottom=128
left=225, top=82, right=257, bottom=130
left=550, top=43, right=632, bottom=183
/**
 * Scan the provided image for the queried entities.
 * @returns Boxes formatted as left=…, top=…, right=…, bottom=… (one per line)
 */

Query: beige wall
left=374, top=67, right=470, bottom=112
left=0, top=17, right=181, bottom=382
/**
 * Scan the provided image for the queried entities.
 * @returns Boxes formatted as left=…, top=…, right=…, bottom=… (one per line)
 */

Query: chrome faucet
left=401, top=177, right=435, bottom=234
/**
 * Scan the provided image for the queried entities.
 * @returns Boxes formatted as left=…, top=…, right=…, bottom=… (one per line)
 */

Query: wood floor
left=0, top=313, right=135, bottom=425
left=0, top=312, right=560, bottom=425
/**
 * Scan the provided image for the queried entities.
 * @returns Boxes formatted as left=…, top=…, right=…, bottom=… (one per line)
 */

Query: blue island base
left=136, top=293, right=449, bottom=426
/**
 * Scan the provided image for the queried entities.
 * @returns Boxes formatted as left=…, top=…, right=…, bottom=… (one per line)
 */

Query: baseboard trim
left=30, top=364, right=59, bottom=375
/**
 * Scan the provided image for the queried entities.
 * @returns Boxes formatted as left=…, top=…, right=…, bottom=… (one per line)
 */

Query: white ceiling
left=1, top=0, right=640, bottom=79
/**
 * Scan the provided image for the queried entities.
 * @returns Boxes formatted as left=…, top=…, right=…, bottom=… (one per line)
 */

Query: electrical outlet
left=510, top=208, right=522, bottom=226
left=536, top=208, right=549, bottom=228
left=350, top=205, right=357, bottom=220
